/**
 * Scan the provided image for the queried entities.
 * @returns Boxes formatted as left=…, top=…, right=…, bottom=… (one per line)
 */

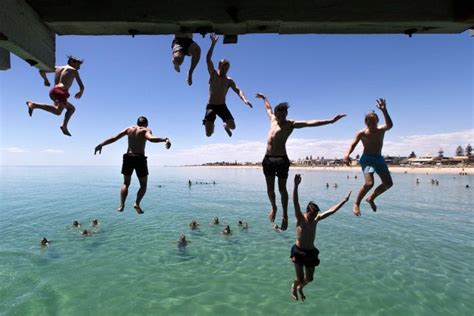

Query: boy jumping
left=344, top=98, right=393, bottom=216
left=291, top=174, right=351, bottom=301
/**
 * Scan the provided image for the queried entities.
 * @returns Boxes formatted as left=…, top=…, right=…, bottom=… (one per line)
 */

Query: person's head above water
left=364, top=112, right=379, bottom=131
left=137, top=116, right=148, bottom=127
left=180, top=234, right=186, bottom=242
left=213, top=217, right=219, bottom=224
left=92, top=219, right=99, bottom=226
left=40, top=237, right=49, bottom=246
left=72, top=220, right=80, bottom=227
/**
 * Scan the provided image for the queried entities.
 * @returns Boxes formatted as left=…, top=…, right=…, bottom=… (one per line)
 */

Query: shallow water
left=0, top=166, right=472, bottom=315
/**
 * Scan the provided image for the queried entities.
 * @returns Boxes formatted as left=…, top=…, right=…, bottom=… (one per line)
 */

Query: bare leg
left=134, top=176, right=147, bottom=214
left=366, top=171, right=393, bottom=212
left=205, top=121, right=215, bottom=137
left=60, top=102, right=75, bottom=136
left=27, top=101, right=64, bottom=116
left=265, top=175, right=277, bottom=222
left=292, top=263, right=305, bottom=301
left=298, top=266, right=315, bottom=301
left=118, top=175, right=131, bottom=212
left=223, top=119, right=235, bottom=137
left=353, top=173, right=374, bottom=216
left=278, top=177, right=289, bottom=230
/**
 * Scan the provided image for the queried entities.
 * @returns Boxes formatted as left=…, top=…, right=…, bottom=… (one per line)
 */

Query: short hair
left=365, top=112, right=379, bottom=125
left=219, top=59, right=230, bottom=66
left=274, top=102, right=289, bottom=113
left=307, top=201, right=320, bottom=214
left=137, top=116, right=148, bottom=127
left=67, top=55, right=83, bottom=65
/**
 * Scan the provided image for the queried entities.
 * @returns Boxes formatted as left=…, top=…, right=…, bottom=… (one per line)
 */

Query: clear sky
left=0, top=32, right=472, bottom=166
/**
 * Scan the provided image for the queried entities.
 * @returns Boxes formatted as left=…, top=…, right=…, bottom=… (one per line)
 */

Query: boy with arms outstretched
left=344, top=98, right=393, bottom=216
left=291, top=174, right=351, bottom=301
left=256, top=92, right=346, bottom=230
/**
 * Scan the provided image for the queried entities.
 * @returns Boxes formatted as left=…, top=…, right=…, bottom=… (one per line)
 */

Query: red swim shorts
left=49, top=86, right=70, bottom=104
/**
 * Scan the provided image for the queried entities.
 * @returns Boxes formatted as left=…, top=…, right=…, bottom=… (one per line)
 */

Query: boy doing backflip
left=171, top=33, right=201, bottom=86
left=26, top=56, right=84, bottom=136
left=344, top=98, right=393, bottom=216
left=291, top=174, right=351, bottom=301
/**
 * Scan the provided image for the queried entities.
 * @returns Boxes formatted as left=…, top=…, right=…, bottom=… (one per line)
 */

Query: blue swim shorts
left=359, top=154, right=390, bottom=175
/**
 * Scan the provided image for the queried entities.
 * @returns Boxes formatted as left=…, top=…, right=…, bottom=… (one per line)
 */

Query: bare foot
left=280, top=217, right=288, bottom=231
left=353, top=204, right=361, bottom=217
left=366, top=198, right=377, bottom=212
left=297, top=285, right=306, bottom=301
left=116, top=205, right=124, bottom=212
left=224, top=124, right=232, bottom=137
left=268, top=208, right=277, bottom=222
left=291, top=284, right=298, bottom=301
left=26, top=101, right=34, bottom=116
left=60, top=126, right=72, bottom=136
left=134, top=203, right=144, bottom=214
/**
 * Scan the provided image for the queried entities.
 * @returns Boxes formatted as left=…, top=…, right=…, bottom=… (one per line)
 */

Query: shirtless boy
left=94, top=116, right=171, bottom=214
left=255, top=93, right=346, bottom=230
left=26, top=56, right=84, bottom=136
left=291, top=174, right=351, bottom=301
left=172, top=33, right=201, bottom=86
left=344, top=98, right=393, bottom=216
left=203, top=33, right=252, bottom=137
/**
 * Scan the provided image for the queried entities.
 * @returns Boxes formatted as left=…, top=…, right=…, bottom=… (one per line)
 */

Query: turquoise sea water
left=0, top=166, right=473, bottom=315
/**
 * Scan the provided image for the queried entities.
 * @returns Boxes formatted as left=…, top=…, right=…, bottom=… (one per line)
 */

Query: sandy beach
left=186, top=165, right=473, bottom=175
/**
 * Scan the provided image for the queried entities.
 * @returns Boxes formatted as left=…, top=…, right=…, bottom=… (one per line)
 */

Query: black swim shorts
left=121, top=153, right=149, bottom=178
left=202, top=104, right=234, bottom=124
left=262, top=155, right=291, bottom=179
left=290, top=244, right=320, bottom=268
left=172, top=37, right=194, bottom=56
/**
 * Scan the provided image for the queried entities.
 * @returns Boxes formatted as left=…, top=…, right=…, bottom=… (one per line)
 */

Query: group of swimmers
left=40, top=219, right=101, bottom=245
left=26, top=33, right=395, bottom=302
left=178, top=218, right=249, bottom=247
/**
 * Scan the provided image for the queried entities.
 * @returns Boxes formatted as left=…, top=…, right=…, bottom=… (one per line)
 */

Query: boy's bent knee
left=364, top=182, right=374, bottom=189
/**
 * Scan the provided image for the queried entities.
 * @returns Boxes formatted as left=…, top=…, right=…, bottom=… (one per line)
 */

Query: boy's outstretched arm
left=376, top=98, right=393, bottom=130
left=145, top=131, right=172, bottom=148
left=206, top=33, right=218, bottom=75
left=344, top=131, right=363, bottom=165
left=94, top=128, right=129, bottom=154
left=255, top=93, right=273, bottom=119
left=316, top=191, right=352, bottom=221
left=293, top=113, right=346, bottom=129
left=293, top=174, right=305, bottom=223
left=230, top=80, right=252, bottom=108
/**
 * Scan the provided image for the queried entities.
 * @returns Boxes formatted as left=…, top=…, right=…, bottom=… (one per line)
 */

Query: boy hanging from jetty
left=291, top=174, right=351, bottom=301
left=344, top=98, right=393, bottom=216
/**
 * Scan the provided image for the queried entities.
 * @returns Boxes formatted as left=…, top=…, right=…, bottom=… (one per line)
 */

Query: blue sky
left=0, top=32, right=472, bottom=166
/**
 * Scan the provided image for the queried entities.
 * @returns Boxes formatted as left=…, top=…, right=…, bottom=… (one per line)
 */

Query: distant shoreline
left=183, top=165, right=473, bottom=175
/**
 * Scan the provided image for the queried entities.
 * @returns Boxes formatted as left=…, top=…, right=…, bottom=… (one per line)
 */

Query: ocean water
left=0, top=166, right=472, bottom=316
